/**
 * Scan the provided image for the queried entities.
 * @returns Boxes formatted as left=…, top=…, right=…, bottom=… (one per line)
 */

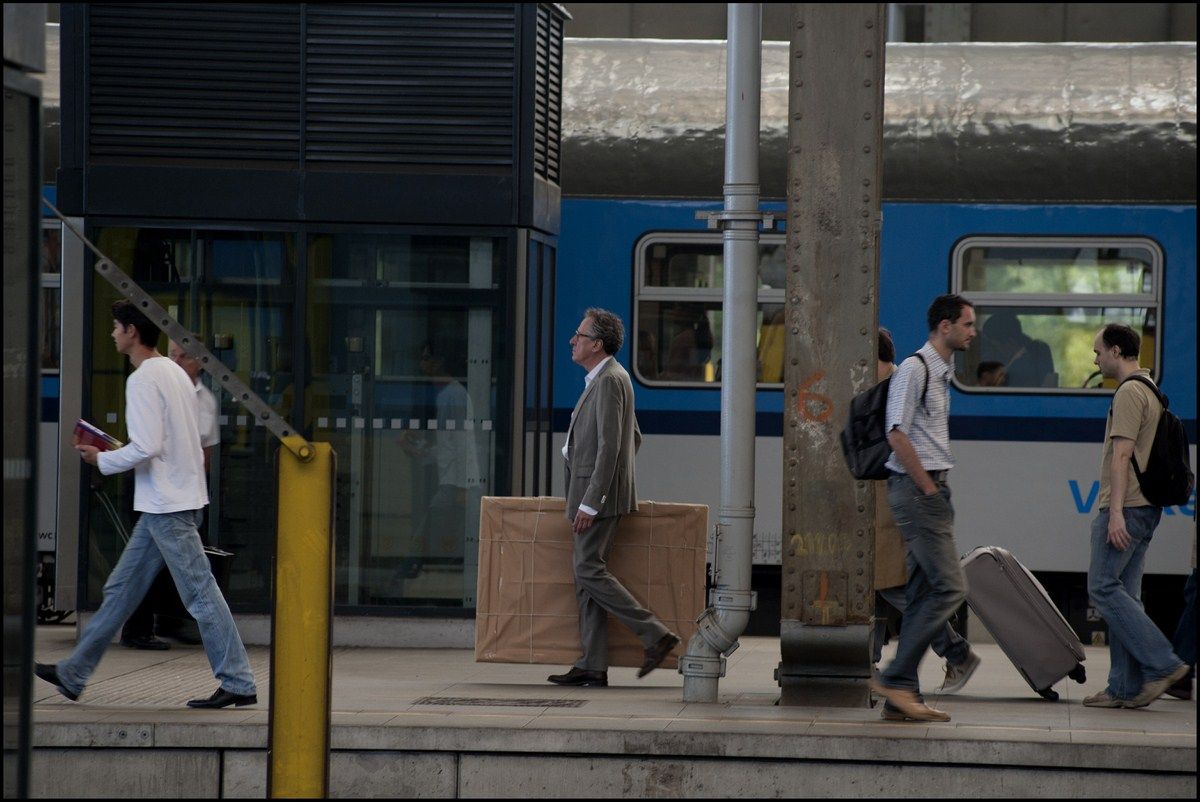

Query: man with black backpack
left=1083, top=323, right=1191, bottom=709
left=868, top=294, right=977, bottom=723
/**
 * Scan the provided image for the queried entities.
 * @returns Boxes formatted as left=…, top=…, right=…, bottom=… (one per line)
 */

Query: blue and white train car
left=552, top=40, right=1197, bottom=632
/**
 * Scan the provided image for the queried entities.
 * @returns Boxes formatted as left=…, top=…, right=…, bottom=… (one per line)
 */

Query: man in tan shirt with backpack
left=1083, top=323, right=1189, bottom=708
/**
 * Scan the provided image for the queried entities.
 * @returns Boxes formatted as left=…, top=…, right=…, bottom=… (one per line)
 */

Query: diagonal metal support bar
left=42, top=198, right=314, bottom=462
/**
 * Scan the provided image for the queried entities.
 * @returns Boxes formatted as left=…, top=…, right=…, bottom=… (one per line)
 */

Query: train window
left=635, top=233, right=786, bottom=387
left=952, top=238, right=1162, bottom=393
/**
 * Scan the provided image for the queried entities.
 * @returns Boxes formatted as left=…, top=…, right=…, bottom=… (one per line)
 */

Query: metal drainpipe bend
left=680, top=2, right=762, bottom=704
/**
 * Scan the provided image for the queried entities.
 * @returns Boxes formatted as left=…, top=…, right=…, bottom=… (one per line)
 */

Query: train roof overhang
left=561, top=40, right=1197, bottom=204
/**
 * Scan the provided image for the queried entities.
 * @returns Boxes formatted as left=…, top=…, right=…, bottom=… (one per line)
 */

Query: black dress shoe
left=186, top=688, right=258, bottom=708
left=547, top=667, right=608, bottom=687
left=34, top=663, right=79, bottom=702
left=637, top=632, right=681, bottom=678
left=120, top=634, right=170, bottom=651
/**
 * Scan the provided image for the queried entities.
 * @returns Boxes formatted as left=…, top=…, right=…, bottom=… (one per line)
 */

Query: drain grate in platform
left=413, top=696, right=587, bottom=708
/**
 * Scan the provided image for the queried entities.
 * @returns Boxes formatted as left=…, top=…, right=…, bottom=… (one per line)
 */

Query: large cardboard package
left=475, top=497, right=707, bottom=669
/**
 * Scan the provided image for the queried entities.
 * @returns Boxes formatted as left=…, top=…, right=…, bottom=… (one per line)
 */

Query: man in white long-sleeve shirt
left=119, top=337, right=225, bottom=649
left=36, top=301, right=257, bottom=708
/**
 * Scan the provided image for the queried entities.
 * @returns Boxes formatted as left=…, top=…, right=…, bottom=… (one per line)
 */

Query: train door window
left=634, top=232, right=787, bottom=387
left=952, top=237, right=1162, bottom=393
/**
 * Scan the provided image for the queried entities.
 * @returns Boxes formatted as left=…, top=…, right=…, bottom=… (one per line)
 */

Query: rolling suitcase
left=961, top=546, right=1086, bottom=701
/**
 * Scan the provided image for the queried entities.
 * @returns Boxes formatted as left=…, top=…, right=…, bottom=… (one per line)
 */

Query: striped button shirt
left=884, top=341, right=954, bottom=473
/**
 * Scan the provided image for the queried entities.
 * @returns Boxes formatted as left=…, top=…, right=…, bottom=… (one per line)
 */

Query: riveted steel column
left=778, top=3, right=885, bottom=707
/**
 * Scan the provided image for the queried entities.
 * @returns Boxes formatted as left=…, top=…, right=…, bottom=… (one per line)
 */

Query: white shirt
left=98, top=356, right=208, bottom=513
left=563, top=356, right=612, bottom=515
left=884, top=341, right=955, bottom=473
left=195, top=381, right=220, bottom=449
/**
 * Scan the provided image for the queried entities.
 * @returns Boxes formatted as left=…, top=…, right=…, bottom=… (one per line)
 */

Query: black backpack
left=1116, top=375, right=1195, bottom=508
left=841, top=354, right=928, bottom=480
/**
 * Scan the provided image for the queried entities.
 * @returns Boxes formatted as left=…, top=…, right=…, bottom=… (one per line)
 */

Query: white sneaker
left=940, top=650, right=981, bottom=694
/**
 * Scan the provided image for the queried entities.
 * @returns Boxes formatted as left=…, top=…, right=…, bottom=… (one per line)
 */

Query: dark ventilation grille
left=533, top=5, right=563, bottom=183
left=304, top=4, right=517, bottom=168
left=88, top=4, right=302, bottom=164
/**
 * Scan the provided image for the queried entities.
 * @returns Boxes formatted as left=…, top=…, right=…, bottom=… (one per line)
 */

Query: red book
left=74, top=419, right=124, bottom=451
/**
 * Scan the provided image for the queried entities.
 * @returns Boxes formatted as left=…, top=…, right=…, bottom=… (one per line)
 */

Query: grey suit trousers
left=573, top=514, right=669, bottom=671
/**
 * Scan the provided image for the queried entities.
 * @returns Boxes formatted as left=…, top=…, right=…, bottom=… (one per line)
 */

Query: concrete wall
left=30, top=747, right=1197, bottom=798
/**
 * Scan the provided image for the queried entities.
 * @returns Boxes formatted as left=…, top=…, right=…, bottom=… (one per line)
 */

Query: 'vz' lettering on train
left=1069, top=480, right=1195, bottom=516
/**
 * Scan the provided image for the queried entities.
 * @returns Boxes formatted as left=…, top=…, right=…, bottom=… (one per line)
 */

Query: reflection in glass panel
left=84, top=227, right=294, bottom=610
left=636, top=301, right=787, bottom=385
left=199, top=232, right=295, bottom=605
left=313, top=233, right=496, bottom=286
left=86, top=228, right=196, bottom=605
left=960, top=246, right=1155, bottom=295
left=642, top=241, right=787, bottom=290
left=307, top=233, right=505, bottom=609
left=40, top=285, right=60, bottom=371
left=41, top=224, right=61, bottom=273
left=957, top=306, right=1157, bottom=389
left=41, top=226, right=62, bottom=369
left=205, top=230, right=289, bottom=284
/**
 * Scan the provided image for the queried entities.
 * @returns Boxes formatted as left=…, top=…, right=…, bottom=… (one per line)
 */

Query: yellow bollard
left=268, top=441, right=336, bottom=798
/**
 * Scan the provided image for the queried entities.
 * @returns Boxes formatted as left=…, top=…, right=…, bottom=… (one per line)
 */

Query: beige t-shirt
left=1098, top=369, right=1162, bottom=509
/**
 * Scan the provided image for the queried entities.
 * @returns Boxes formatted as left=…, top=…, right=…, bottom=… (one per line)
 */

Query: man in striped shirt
left=870, top=294, right=977, bottom=722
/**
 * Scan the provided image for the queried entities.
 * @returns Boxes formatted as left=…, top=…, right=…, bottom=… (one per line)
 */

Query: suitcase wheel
left=1036, top=687, right=1060, bottom=702
left=1068, top=664, right=1087, bottom=684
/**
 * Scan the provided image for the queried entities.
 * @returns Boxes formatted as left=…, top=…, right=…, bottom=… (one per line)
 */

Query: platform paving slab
left=29, top=625, right=1196, bottom=797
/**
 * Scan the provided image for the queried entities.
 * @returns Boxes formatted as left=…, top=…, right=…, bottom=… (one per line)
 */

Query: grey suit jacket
left=564, top=358, right=642, bottom=520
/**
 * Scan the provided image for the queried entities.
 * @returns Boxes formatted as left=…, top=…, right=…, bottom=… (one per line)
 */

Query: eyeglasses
left=573, top=330, right=599, bottom=341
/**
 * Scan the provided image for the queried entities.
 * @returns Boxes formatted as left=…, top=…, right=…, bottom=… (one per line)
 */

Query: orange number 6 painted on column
left=796, top=371, right=833, bottom=423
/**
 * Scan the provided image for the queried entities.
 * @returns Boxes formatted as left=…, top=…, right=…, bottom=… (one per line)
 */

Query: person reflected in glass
left=397, top=341, right=479, bottom=582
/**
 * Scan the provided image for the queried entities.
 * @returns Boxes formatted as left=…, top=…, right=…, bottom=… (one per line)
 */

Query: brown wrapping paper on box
left=475, top=497, right=708, bottom=669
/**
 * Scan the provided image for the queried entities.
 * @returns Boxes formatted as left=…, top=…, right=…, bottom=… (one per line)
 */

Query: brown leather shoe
left=869, top=679, right=951, bottom=722
left=637, top=632, right=681, bottom=678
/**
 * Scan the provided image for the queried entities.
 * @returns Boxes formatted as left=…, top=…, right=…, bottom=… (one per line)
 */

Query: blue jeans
left=874, top=585, right=970, bottom=666
left=56, top=510, right=256, bottom=697
left=1087, top=506, right=1180, bottom=700
left=880, top=474, right=967, bottom=693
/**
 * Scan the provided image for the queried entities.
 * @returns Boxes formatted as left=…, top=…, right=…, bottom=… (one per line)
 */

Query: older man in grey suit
left=548, top=308, right=680, bottom=687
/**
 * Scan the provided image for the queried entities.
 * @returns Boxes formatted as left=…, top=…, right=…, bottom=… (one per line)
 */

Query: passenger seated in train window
left=976, top=361, right=1007, bottom=387
left=663, top=307, right=714, bottom=381
left=979, top=311, right=1057, bottom=388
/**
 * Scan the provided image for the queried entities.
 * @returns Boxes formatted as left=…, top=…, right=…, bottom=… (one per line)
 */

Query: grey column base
left=776, top=621, right=873, bottom=707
